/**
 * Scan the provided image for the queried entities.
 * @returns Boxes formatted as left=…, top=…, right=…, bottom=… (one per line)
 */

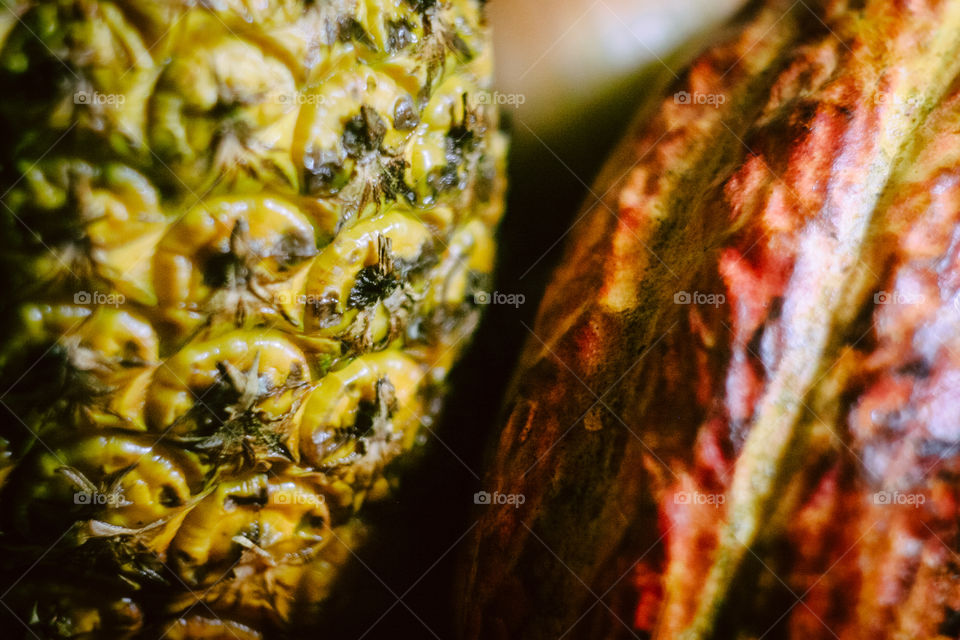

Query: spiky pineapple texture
left=0, top=0, right=505, bottom=636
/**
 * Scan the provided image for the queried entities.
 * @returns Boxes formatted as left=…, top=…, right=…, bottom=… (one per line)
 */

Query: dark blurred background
left=318, top=1, right=745, bottom=637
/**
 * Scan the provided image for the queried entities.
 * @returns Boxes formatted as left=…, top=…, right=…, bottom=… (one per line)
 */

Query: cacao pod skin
left=460, top=0, right=960, bottom=638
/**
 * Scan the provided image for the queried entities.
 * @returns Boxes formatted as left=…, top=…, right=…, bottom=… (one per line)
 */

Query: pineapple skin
left=0, top=0, right=505, bottom=637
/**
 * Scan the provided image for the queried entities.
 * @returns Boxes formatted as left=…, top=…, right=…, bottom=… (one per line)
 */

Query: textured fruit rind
left=460, top=0, right=960, bottom=638
left=0, top=0, right=505, bottom=637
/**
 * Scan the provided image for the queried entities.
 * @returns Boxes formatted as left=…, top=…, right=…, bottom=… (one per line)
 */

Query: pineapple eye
left=302, top=211, right=432, bottom=344
left=146, top=330, right=311, bottom=445
left=386, top=20, right=417, bottom=52
left=159, top=485, right=183, bottom=508
left=303, top=150, right=351, bottom=197
left=12, top=434, right=203, bottom=543
left=335, top=16, right=373, bottom=46
left=299, top=351, right=424, bottom=482
left=341, top=106, right=388, bottom=157
left=225, top=490, right=267, bottom=509
left=393, top=95, right=420, bottom=131
left=201, top=249, right=240, bottom=288
left=154, top=195, right=319, bottom=332
left=275, top=231, right=318, bottom=271
left=348, top=264, right=401, bottom=309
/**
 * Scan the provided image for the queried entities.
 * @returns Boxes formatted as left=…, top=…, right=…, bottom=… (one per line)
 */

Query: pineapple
left=0, top=0, right=505, bottom=637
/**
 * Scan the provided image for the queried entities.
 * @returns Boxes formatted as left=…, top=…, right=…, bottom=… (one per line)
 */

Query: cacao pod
left=460, top=0, right=960, bottom=638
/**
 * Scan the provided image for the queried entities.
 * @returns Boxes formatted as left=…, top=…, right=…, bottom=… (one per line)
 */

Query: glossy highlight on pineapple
left=0, top=0, right=505, bottom=637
